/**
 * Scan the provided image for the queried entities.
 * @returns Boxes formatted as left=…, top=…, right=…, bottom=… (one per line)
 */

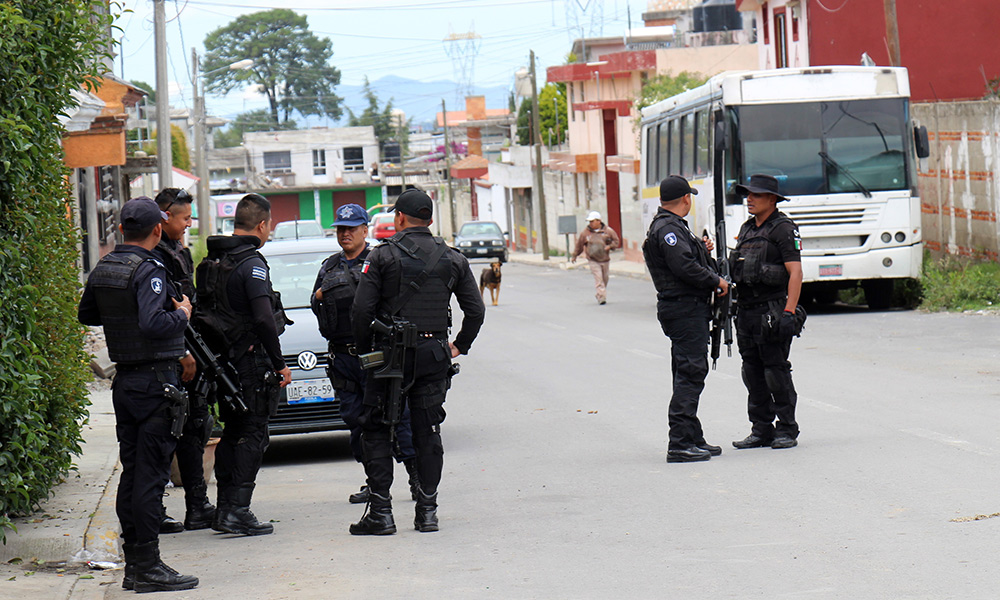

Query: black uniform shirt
left=736, top=210, right=801, bottom=265
left=351, top=227, right=485, bottom=355
left=735, top=210, right=801, bottom=301
left=644, top=207, right=719, bottom=302
left=226, top=236, right=285, bottom=369
left=153, top=235, right=195, bottom=301
left=310, top=245, right=371, bottom=342
left=78, top=244, right=188, bottom=337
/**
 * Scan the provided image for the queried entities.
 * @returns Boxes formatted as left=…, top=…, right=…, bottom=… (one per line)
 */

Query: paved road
left=120, top=262, right=1000, bottom=599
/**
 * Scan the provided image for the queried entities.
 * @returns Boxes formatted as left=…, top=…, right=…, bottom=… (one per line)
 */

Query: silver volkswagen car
left=260, top=237, right=347, bottom=435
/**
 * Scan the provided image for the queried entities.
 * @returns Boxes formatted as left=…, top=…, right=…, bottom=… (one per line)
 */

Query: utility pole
left=529, top=50, right=550, bottom=260
left=441, top=99, right=456, bottom=235
left=192, top=48, right=210, bottom=241
left=883, top=0, right=901, bottom=67
left=154, top=0, right=172, bottom=189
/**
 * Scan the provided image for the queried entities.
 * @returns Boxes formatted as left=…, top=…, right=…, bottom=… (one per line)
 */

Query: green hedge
left=0, top=1, right=113, bottom=542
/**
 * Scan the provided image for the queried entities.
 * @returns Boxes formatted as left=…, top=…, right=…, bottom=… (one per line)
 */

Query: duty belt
left=660, top=296, right=709, bottom=304
left=330, top=343, right=358, bottom=356
left=117, top=359, right=180, bottom=372
left=418, top=331, right=447, bottom=339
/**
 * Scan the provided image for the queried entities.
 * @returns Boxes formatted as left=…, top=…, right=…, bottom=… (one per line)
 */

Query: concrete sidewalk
left=0, top=382, right=122, bottom=599
left=506, top=250, right=650, bottom=280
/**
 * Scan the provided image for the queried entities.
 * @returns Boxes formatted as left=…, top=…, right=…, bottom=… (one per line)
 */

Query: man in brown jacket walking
left=572, top=211, right=620, bottom=305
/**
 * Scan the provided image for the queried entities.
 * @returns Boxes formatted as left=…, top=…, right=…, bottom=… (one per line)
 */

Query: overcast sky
left=115, top=0, right=647, bottom=123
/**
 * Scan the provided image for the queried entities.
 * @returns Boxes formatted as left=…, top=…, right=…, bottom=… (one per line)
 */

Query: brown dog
left=479, top=260, right=502, bottom=306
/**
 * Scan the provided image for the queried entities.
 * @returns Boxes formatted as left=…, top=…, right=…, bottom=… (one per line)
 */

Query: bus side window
left=696, top=108, right=710, bottom=176
left=682, top=112, right=696, bottom=177
left=648, top=125, right=659, bottom=186
left=658, top=122, right=669, bottom=184
left=669, top=119, right=681, bottom=176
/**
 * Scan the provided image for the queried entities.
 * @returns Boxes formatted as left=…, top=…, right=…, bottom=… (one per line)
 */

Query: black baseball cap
left=120, top=196, right=168, bottom=231
left=659, top=175, right=698, bottom=202
left=391, top=189, right=433, bottom=220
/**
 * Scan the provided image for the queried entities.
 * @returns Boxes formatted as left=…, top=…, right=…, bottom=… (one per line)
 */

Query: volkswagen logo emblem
left=297, top=351, right=318, bottom=371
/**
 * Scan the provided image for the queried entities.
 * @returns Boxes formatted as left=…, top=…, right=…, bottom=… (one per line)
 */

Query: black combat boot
left=403, top=459, right=421, bottom=502
left=214, top=484, right=273, bottom=536
left=183, top=480, right=216, bottom=530
left=121, top=542, right=135, bottom=590
left=414, top=489, right=439, bottom=533
left=348, top=484, right=370, bottom=504
left=349, top=492, right=396, bottom=535
left=159, top=502, right=184, bottom=534
left=211, top=485, right=232, bottom=532
left=131, top=540, right=199, bottom=593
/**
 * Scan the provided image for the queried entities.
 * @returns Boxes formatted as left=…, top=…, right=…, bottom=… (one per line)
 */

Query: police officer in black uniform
left=151, top=188, right=216, bottom=532
left=78, top=197, right=198, bottom=592
left=349, top=189, right=485, bottom=535
left=196, top=193, right=292, bottom=535
left=643, top=176, right=730, bottom=463
left=311, top=204, right=421, bottom=505
left=730, top=174, right=804, bottom=450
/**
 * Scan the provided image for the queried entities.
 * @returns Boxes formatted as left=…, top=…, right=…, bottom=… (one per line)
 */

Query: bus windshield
left=734, top=98, right=910, bottom=196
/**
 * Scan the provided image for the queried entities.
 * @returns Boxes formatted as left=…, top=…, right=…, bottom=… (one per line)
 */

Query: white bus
left=639, top=66, right=929, bottom=309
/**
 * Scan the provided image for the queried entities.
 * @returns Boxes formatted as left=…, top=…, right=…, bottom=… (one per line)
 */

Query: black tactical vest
left=642, top=213, right=674, bottom=289
left=317, top=251, right=365, bottom=342
left=731, top=213, right=793, bottom=298
left=192, top=237, right=261, bottom=357
left=88, top=252, right=186, bottom=364
left=384, top=236, right=454, bottom=332
left=155, top=237, right=195, bottom=300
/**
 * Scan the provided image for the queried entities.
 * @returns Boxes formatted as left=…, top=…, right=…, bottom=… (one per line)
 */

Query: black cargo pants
left=658, top=298, right=712, bottom=450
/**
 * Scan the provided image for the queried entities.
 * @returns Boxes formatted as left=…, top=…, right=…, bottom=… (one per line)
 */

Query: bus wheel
left=862, top=279, right=894, bottom=310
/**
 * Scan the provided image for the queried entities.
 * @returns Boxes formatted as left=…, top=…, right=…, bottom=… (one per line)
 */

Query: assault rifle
left=184, top=324, right=249, bottom=414
left=710, top=115, right=734, bottom=370
left=359, top=317, right=417, bottom=436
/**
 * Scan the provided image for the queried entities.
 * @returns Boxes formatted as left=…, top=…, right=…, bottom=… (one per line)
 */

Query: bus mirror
left=914, top=125, right=930, bottom=159
left=714, top=121, right=728, bottom=152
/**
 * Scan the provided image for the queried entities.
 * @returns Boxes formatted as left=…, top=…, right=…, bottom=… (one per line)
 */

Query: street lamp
left=192, top=51, right=253, bottom=241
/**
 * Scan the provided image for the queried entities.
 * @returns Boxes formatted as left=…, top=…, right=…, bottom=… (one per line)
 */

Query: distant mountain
left=334, top=75, right=512, bottom=131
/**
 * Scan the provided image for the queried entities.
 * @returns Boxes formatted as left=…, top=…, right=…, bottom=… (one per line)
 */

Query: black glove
left=778, top=310, right=798, bottom=339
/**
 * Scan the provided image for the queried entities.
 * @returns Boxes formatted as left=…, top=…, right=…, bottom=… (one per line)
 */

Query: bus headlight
left=881, top=232, right=892, bottom=243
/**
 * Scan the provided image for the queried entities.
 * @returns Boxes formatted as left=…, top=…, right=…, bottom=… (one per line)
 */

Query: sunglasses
left=163, top=189, right=191, bottom=212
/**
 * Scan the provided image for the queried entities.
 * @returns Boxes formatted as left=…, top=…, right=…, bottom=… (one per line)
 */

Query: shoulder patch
left=251, top=266, right=267, bottom=281
left=361, top=260, right=371, bottom=274
left=150, top=277, right=163, bottom=294
left=664, top=232, right=678, bottom=246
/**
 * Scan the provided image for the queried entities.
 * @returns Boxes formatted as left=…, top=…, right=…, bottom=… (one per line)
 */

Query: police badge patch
left=150, top=277, right=163, bottom=294
left=664, top=232, right=678, bottom=246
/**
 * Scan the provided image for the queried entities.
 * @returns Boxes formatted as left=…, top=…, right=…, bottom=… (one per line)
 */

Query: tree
left=203, top=9, right=342, bottom=128
left=635, top=71, right=708, bottom=112
left=347, top=78, right=409, bottom=157
left=145, top=124, right=191, bottom=172
left=214, top=109, right=298, bottom=148
left=515, top=82, right=566, bottom=147
left=129, top=79, right=154, bottom=103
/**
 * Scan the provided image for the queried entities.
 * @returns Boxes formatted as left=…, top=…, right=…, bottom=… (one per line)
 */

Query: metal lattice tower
left=565, top=0, right=606, bottom=60
left=443, top=24, right=481, bottom=103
